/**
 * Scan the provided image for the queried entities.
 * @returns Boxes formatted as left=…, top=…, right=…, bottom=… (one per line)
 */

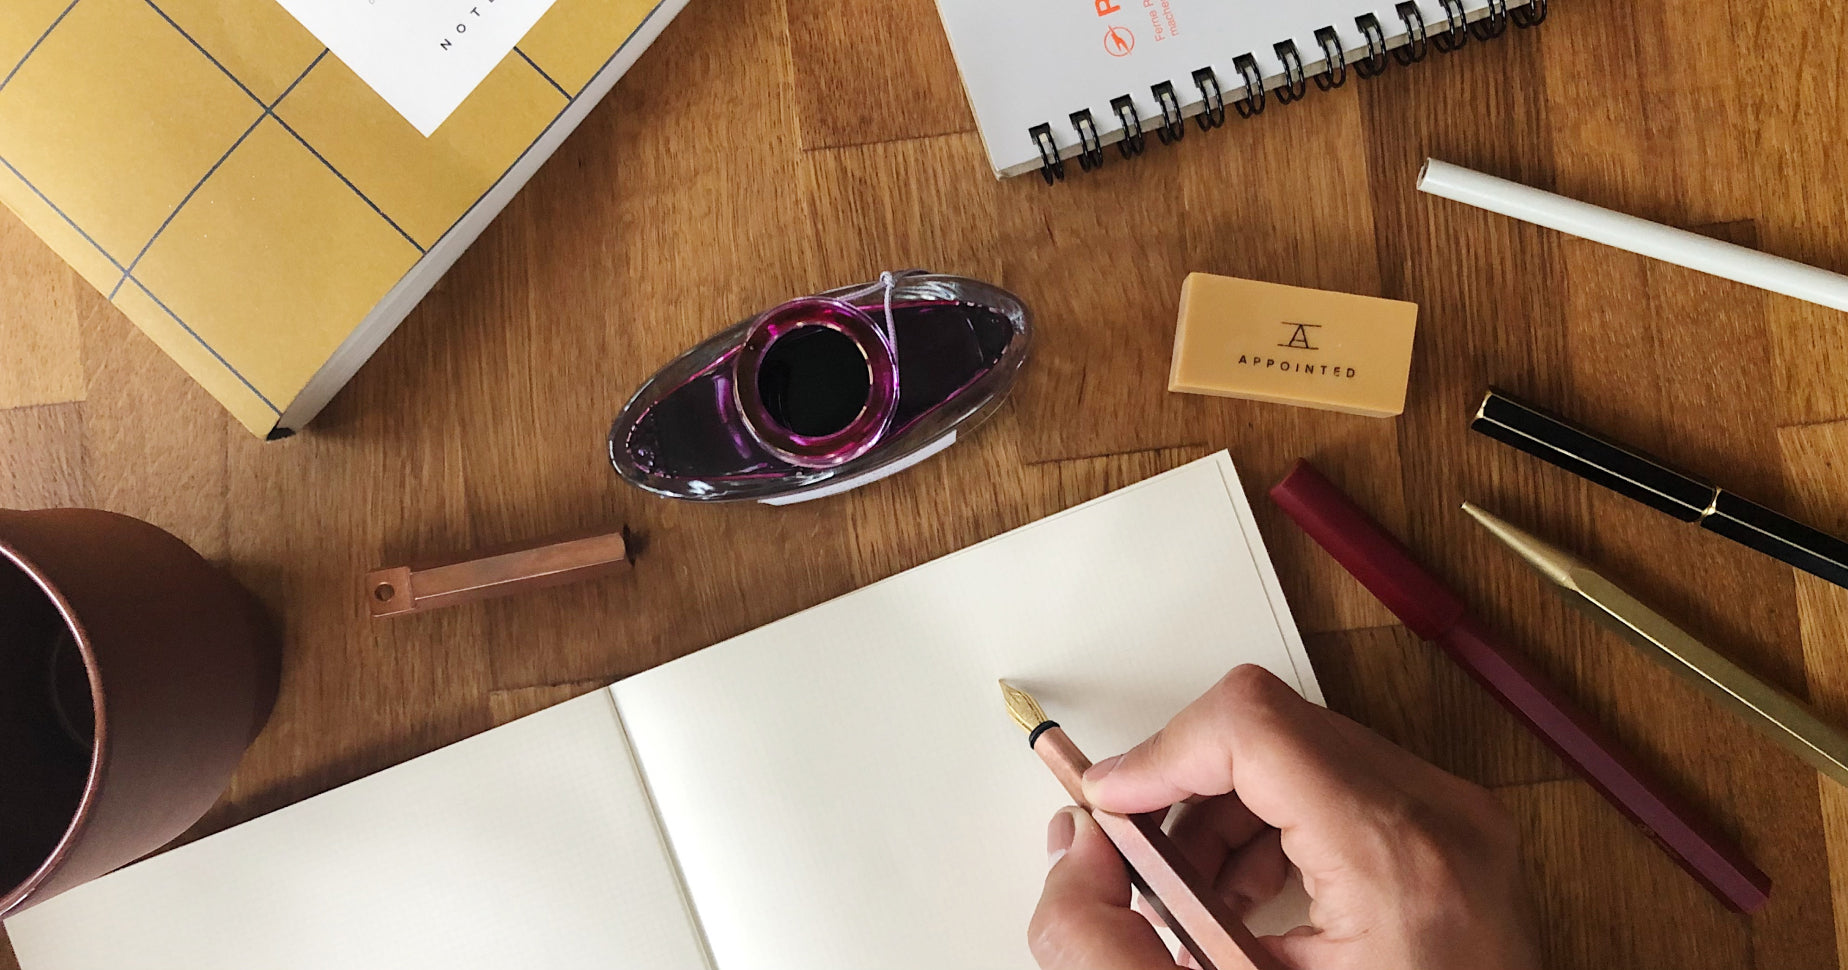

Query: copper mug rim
left=0, top=534, right=109, bottom=916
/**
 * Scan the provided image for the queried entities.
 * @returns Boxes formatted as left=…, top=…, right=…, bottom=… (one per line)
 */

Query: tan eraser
left=1168, top=273, right=1418, bottom=418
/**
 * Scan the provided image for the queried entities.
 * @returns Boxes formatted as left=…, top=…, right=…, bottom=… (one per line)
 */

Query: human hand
left=1028, top=664, right=1539, bottom=970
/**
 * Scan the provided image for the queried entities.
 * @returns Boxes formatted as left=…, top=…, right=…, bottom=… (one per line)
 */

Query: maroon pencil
left=1269, top=459, right=1770, bottom=913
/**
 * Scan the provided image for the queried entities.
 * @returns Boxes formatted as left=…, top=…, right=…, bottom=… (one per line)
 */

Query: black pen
left=1470, top=388, right=1848, bottom=590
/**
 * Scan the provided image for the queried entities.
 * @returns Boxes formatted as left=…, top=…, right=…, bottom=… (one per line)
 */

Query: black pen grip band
left=1028, top=720, right=1060, bottom=749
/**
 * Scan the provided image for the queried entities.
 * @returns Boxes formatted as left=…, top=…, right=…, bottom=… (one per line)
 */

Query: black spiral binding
left=1471, top=0, right=1509, bottom=39
left=1314, top=27, right=1347, bottom=91
left=1110, top=96, right=1146, bottom=158
left=1393, top=3, right=1429, bottom=65
left=1232, top=54, right=1266, bottom=118
left=1191, top=69, right=1224, bottom=130
left=1068, top=110, right=1105, bottom=172
left=1273, top=42, right=1307, bottom=104
left=1152, top=81, right=1187, bottom=143
left=1355, top=14, right=1390, bottom=78
left=1433, top=0, right=1469, bottom=52
left=1028, top=0, right=1546, bottom=183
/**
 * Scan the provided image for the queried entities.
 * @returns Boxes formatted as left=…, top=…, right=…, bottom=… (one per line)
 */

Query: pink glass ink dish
left=609, top=271, right=1032, bottom=503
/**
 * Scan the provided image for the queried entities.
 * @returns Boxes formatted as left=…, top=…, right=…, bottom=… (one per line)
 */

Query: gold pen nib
left=1000, top=680, right=1050, bottom=733
left=1461, top=502, right=1585, bottom=590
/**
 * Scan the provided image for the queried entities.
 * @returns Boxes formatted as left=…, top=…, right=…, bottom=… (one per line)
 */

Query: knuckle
left=1213, top=663, right=1288, bottom=711
left=1465, top=787, right=1523, bottom=858
left=1026, top=900, right=1085, bottom=965
left=1390, top=802, right=1470, bottom=885
left=1368, top=785, right=1426, bottom=835
left=1134, top=730, right=1166, bottom=775
left=1476, top=787, right=1518, bottom=832
left=1378, top=787, right=1522, bottom=896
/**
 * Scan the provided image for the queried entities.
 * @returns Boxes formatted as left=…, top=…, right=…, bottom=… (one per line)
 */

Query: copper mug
left=0, top=509, right=279, bottom=917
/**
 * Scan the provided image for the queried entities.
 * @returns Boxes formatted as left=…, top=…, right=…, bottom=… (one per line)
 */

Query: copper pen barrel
left=1032, top=725, right=1285, bottom=970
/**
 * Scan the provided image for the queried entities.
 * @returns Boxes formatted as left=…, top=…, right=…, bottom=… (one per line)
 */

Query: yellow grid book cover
left=0, top=0, right=686, bottom=438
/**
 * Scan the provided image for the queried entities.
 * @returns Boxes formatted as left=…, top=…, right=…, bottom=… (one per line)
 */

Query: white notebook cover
left=936, top=0, right=1518, bottom=176
left=6, top=451, right=1318, bottom=970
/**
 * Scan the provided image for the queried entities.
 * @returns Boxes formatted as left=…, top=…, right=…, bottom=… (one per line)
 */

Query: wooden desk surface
left=4, top=0, right=1847, bottom=965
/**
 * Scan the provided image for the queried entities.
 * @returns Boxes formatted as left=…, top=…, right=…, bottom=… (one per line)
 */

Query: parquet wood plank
left=0, top=215, right=83, bottom=411
left=784, top=0, right=974, bottom=151
left=1749, top=0, right=1848, bottom=427
left=0, top=403, right=85, bottom=509
left=1779, top=419, right=1848, bottom=970
left=6, top=0, right=1848, bottom=965
left=1505, top=779, right=1751, bottom=968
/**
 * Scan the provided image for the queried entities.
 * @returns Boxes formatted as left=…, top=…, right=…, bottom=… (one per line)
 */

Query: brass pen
left=1463, top=502, right=1848, bottom=789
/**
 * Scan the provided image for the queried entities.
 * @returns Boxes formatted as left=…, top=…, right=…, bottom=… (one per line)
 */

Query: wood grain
left=4, top=0, right=1848, bottom=965
left=785, top=0, right=974, bottom=151
left=0, top=219, right=83, bottom=411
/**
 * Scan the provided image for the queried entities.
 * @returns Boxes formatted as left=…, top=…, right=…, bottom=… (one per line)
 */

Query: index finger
left=1081, top=665, right=1408, bottom=836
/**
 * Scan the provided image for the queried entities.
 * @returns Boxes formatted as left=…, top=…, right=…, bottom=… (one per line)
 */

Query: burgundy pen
left=1269, top=459, right=1770, bottom=913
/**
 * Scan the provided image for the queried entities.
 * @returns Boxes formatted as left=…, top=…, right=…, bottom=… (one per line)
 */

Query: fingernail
left=1046, top=807, right=1077, bottom=868
left=1083, top=754, right=1123, bottom=786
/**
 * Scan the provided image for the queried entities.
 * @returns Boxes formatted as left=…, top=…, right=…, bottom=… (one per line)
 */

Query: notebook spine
left=1028, top=0, right=1545, bottom=185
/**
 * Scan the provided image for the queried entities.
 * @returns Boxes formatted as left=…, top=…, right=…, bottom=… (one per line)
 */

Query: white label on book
left=275, top=0, right=562, bottom=136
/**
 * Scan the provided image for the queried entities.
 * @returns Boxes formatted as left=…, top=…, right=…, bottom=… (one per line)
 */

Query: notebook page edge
left=606, top=687, right=721, bottom=970
left=1206, top=455, right=1325, bottom=705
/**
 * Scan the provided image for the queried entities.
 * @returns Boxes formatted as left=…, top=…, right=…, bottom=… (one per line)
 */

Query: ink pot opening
left=733, top=298, right=898, bottom=468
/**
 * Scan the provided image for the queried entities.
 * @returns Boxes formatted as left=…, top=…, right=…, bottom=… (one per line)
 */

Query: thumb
left=1029, top=808, right=1179, bottom=970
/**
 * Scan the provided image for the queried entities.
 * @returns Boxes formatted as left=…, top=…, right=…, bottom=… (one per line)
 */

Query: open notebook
left=4, top=451, right=1321, bottom=970
left=935, top=0, right=1545, bottom=179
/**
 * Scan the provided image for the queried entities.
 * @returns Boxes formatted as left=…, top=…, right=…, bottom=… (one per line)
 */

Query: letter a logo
left=1278, top=322, right=1320, bottom=350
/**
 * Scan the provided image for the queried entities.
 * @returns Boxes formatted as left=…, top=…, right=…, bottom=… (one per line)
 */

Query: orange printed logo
left=1104, top=25, right=1135, bottom=56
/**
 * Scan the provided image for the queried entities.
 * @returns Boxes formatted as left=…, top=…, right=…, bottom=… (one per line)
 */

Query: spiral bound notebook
left=935, top=0, right=1547, bottom=181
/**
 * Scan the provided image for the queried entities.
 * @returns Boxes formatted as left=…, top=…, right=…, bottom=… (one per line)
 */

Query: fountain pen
left=1471, top=388, right=1848, bottom=591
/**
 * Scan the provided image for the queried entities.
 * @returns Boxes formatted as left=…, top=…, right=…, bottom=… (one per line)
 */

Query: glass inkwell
left=609, top=271, right=1031, bottom=503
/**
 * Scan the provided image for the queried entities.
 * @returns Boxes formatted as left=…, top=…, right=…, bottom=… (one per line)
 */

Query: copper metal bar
left=366, top=529, right=631, bottom=617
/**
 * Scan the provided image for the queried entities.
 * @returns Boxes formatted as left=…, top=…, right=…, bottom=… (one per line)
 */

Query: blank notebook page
left=5, top=690, right=711, bottom=970
left=615, top=451, right=1321, bottom=970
